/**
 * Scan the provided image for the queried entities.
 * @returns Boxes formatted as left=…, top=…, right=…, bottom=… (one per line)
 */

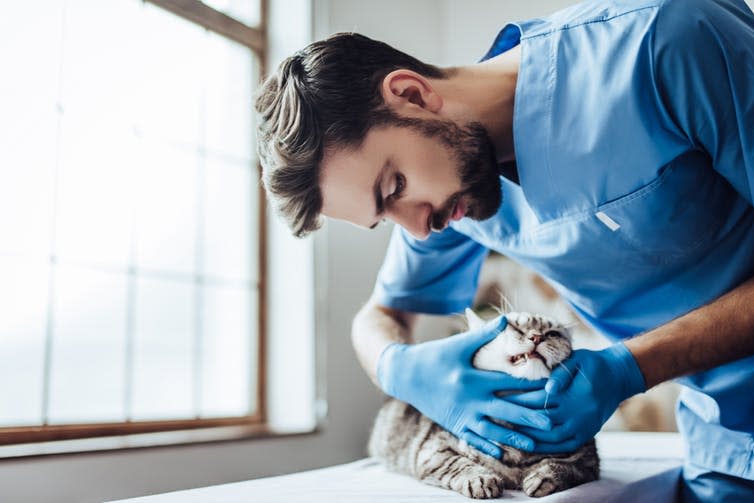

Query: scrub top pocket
left=591, top=150, right=734, bottom=266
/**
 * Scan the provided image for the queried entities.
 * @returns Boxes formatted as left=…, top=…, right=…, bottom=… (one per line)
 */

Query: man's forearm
left=351, top=297, right=417, bottom=385
left=625, top=275, right=754, bottom=389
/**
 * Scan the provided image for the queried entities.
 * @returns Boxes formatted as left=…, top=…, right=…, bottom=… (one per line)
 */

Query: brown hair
left=255, top=32, right=446, bottom=237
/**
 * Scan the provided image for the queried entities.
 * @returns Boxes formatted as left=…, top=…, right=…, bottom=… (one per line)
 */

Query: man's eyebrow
left=370, top=158, right=390, bottom=229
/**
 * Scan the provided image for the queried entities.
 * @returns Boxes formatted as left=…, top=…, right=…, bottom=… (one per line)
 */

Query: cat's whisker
left=496, top=289, right=514, bottom=314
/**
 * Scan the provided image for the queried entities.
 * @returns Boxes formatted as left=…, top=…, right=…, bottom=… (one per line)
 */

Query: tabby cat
left=368, top=310, right=599, bottom=498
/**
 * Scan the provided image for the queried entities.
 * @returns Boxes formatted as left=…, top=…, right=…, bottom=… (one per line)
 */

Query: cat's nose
left=529, top=334, right=542, bottom=345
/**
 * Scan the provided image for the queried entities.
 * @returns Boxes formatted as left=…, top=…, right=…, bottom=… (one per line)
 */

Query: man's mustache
left=430, top=194, right=461, bottom=232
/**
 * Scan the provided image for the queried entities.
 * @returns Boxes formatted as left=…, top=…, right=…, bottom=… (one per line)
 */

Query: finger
left=483, top=399, right=551, bottom=430
left=530, top=437, right=588, bottom=454
left=469, top=369, right=548, bottom=392
left=500, top=376, right=549, bottom=391
left=502, top=389, right=554, bottom=409
left=480, top=314, right=507, bottom=333
left=532, top=405, right=569, bottom=425
left=457, top=316, right=508, bottom=358
left=459, top=429, right=502, bottom=459
left=472, top=419, right=536, bottom=452
left=515, top=420, right=576, bottom=443
left=545, top=359, right=579, bottom=394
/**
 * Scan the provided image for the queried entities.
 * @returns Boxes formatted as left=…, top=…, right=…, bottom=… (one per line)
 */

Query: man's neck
left=432, top=45, right=521, bottom=163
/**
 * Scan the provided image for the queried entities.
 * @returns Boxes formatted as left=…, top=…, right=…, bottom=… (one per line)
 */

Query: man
left=255, top=0, right=754, bottom=500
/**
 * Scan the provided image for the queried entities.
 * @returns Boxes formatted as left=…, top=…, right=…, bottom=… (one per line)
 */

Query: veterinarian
left=255, top=0, right=754, bottom=500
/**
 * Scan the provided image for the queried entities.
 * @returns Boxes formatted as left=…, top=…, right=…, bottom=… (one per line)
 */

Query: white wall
left=3, top=0, right=747, bottom=501
left=440, top=0, right=574, bottom=66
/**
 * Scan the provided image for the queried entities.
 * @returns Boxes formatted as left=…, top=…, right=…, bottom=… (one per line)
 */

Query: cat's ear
left=465, top=308, right=486, bottom=332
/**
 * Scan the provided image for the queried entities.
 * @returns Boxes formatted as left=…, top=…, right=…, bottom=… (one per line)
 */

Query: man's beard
left=381, top=114, right=503, bottom=230
left=444, top=120, right=503, bottom=221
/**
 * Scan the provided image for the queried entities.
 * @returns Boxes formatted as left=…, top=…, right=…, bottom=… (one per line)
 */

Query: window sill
left=0, top=424, right=319, bottom=460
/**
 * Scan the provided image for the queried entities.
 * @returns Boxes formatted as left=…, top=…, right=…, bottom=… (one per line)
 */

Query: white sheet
left=106, top=432, right=684, bottom=503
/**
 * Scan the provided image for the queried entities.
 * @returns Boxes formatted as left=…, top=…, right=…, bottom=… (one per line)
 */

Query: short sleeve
left=373, top=224, right=489, bottom=315
left=653, top=0, right=754, bottom=205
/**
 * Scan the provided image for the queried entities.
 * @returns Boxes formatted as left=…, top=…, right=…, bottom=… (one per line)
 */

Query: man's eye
left=388, top=174, right=405, bottom=201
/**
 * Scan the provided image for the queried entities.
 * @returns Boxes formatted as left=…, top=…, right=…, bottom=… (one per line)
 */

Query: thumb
left=483, top=314, right=508, bottom=333
left=459, top=315, right=507, bottom=356
left=545, top=359, right=577, bottom=394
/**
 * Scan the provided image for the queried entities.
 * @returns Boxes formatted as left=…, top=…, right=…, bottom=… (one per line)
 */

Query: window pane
left=203, top=157, right=256, bottom=282
left=0, top=135, right=56, bottom=258
left=202, top=0, right=260, bottom=27
left=0, top=2, right=62, bottom=258
left=48, top=265, right=127, bottom=424
left=0, top=258, right=49, bottom=427
left=60, top=1, right=204, bottom=147
left=204, top=31, right=256, bottom=160
left=54, top=0, right=142, bottom=267
left=131, top=277, right=195, bottom=421
left=134, top=141, right=199, bottom=275
left=59, top=0, right=144, bottom=133
left=55, top=124, right=137, bottom=267
left=138, top=3, right=206, bottom=146
left=201, top=284, right=256, bottom=417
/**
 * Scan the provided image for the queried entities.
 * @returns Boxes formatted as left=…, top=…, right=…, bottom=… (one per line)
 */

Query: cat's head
left=466, top=309, right=572, bottom=380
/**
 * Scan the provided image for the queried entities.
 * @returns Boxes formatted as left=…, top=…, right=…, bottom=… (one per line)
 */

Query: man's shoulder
left=653, top=0, right=748, bottom=40
left=516, top=0, right=664, bottom=41
left=532, top=0, right=663, bottom=34
left=540, top=0, right=742, bottom=61
left=654, top=0, right=741, bottom=20
left=652, top=0, right=749, bottom=68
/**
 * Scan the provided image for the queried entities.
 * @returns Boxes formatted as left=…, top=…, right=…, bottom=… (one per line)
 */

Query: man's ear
left=380, top=69, right=443, bottom=114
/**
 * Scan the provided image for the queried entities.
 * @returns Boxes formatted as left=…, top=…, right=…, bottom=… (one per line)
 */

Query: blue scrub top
left=373, top=0, right=754, bottom=479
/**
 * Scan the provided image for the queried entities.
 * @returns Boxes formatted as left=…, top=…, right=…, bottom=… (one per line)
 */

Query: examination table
left=106, top=432, right=683, bottom=502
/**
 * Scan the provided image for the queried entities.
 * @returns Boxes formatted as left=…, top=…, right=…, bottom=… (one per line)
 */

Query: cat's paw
left=522, top=470, right=563, bottom=498
left=455, top=471, right=504, bottom=499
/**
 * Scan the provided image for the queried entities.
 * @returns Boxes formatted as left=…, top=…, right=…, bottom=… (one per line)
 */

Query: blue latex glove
left=513, top=343, right=646, bottom=453
left=376, top=315, right=552, bottom=459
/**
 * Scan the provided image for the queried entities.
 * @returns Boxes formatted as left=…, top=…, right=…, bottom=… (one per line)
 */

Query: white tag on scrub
left=595, top=211, right=621, bottom=231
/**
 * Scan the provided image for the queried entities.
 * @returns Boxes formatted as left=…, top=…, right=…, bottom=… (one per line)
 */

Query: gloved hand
left=376, top=315, right=552, bottom=459
left=513, top=343, right=646, bottom=453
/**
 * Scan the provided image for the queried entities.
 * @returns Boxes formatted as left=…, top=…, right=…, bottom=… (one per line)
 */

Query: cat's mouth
left=510, top=351, right=548, bottom=368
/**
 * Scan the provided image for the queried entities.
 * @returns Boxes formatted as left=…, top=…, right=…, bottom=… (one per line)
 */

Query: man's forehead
left=319, top=144, right=380, bottom=225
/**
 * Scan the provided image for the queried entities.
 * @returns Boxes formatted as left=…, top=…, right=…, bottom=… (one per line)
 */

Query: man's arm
left=351, top=295, right=417, bottom=385
left=625, top=274, right=754, bottom=388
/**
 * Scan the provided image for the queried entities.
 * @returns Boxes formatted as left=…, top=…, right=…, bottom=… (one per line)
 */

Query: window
left=0, top=0, right=266, bottom=452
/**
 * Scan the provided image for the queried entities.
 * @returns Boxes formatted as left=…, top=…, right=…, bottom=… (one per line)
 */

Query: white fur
left=466, top=310, right=571, bottom=381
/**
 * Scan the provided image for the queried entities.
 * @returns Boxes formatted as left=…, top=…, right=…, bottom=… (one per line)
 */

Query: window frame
left=0, top=0, right=270, bottom=456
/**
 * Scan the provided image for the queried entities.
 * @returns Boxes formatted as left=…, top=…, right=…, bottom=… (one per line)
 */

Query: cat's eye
left=544, top=330, right=561, bottom=338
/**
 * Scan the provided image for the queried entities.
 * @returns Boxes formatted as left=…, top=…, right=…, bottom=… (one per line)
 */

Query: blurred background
left=2, top=0, right=734, bottom=501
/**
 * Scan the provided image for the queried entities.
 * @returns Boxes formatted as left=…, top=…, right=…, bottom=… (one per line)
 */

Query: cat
left=368, top=309, right=599, bottom=499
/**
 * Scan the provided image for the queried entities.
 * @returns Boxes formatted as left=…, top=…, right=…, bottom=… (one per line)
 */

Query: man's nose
left=389, top=203, right=431, bottom=240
